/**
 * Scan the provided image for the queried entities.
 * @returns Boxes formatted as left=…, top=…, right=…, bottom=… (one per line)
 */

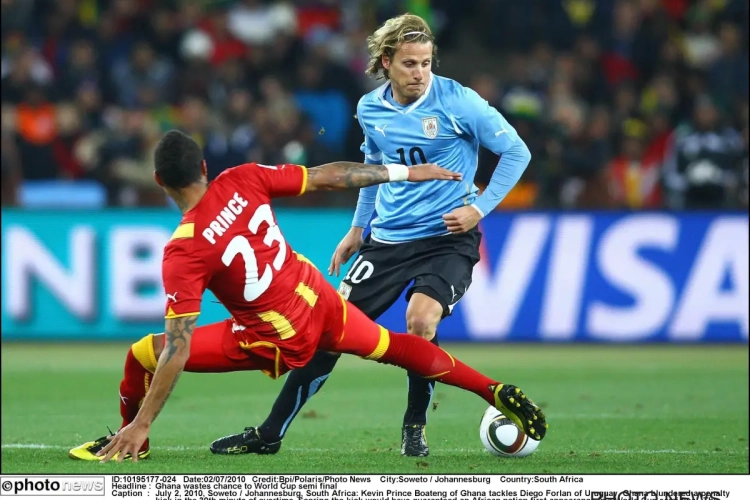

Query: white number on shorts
left=221, top=204, right=286, bottom=301
left=345, top=255, right=374, bottom=284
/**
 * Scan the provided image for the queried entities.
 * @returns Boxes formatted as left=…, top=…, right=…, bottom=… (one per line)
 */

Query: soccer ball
left=479, top=406, right=540, bottom=457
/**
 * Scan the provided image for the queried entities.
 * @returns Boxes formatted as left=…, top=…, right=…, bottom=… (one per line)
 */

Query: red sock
left=119, top=349, right=150, bottom=428
left=117, top=335, right=159, bottom=451
left=378, top=332, right=499, bottom=406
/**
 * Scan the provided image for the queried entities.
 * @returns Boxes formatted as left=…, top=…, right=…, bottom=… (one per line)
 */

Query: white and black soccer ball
left=479, top=406, right=540, bottom=457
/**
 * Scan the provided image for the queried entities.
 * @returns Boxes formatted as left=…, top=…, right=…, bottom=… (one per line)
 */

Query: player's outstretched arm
left=98, top=314, right=197, bottom=462
left=305, top=162, right=461, bottom=192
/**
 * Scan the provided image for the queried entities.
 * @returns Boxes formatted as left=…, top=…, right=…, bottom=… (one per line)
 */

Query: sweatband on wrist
left=385, top=164, right=409, bottom=182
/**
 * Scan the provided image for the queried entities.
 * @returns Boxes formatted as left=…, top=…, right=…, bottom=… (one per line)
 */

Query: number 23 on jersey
left=221, top=204, right=286, bottom=302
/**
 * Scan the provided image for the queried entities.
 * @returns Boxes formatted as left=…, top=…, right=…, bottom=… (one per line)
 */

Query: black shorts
left=337, top=228, right=482, bottom=320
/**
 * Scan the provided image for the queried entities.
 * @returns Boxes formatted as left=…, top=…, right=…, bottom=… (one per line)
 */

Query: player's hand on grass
left=329, top=227, right=365, bottom=277
left=407, top=163, right=462, bottom=182
left=98, top=421, right=150, bottom=463
left=442, top=205, right=482, bottom=234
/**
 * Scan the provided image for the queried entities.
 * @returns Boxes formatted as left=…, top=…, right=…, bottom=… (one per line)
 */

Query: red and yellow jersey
left=162, top=163, right=334, bottom=357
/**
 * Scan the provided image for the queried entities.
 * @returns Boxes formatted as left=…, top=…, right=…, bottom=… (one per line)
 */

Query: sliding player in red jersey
left=69, top=130, right=547, bottom=463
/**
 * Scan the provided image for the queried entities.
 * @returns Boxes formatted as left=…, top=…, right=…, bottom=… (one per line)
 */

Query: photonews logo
left=0, top=476, right=105, bottom=496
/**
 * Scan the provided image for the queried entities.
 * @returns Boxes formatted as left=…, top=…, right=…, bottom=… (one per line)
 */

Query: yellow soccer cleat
left=491, top=384, right=548, bottom=441
left=69, top=433, right=150, bottom=461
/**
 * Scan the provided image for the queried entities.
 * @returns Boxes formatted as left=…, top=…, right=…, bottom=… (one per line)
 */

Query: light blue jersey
left=352, top=74, right=531, bottom=243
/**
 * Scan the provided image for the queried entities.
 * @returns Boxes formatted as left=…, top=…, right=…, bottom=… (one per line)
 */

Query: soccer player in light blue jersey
left=210, top=13, right=539, bottom=457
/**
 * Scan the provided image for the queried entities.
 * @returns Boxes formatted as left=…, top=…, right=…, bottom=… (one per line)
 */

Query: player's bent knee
left=405, top=315, right=438, bottom=340
left=406, top=293, right=443, bottom=340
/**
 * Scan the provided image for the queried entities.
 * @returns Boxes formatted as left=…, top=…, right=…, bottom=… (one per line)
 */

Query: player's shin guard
left=375, top=331, right=498, bottom=406
left=404, top=333, right=439, bottom=426
left=119, top=334, right=158, bottom=429
left=257, top=351, right=340, bottom=443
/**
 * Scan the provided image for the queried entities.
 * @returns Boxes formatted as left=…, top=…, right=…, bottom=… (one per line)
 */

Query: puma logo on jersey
left=202, top=192, right=249, bottom=245
left=166, top=292, right=178, bottom=303
left=448, top=285, right=463, bottom=313
left=374, top=125, right=387, bottom=137
left=495, top=129, right=509, bottom=137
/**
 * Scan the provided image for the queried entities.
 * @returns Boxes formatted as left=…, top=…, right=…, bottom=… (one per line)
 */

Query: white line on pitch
left=2, top=444, right=747, bottom=455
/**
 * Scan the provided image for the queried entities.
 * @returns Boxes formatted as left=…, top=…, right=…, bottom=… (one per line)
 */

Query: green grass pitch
left=1, top=343, right=747, bottom=474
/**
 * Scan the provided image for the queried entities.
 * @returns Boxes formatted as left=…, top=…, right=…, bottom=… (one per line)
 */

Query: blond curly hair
left=366, top=14, right=438, bottom=80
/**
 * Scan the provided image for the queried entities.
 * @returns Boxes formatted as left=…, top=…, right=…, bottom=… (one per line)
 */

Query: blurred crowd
left=1, top=0, right=748, bottom=210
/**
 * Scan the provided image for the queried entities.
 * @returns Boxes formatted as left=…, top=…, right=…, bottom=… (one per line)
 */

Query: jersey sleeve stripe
left=298, top=166, right=308, bottom=196
left=165, top=307, right=200, bottom=319
left=170, top=223, right=195, bottom=240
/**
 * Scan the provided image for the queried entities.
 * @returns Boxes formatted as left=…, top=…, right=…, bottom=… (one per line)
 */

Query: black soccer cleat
left=209, top=427, right=281, bottom=455
left=401, top=424, right=429, bottom=457
left=492, top=384, right=548, bottom=441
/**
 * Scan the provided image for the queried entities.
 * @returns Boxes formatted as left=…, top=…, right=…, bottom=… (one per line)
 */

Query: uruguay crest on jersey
left=422, top=116, right=438, bottom=139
